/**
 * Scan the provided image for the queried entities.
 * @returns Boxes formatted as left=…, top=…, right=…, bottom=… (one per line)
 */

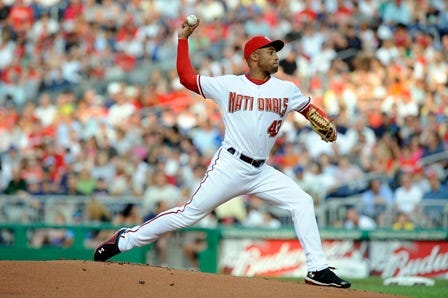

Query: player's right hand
left=178, top=17, right=200, bottom=39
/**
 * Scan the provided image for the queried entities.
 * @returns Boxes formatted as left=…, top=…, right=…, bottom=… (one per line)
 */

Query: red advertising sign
left=219, top=239, right=369, bottom=278
left=370, top=241, right=448, bottom=278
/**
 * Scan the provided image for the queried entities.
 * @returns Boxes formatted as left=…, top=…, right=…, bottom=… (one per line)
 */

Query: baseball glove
left=306, top=106, right=337, bottom=142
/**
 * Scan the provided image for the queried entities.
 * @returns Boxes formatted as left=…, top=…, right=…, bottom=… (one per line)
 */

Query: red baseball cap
left=243, top=36, right=284, bottom=60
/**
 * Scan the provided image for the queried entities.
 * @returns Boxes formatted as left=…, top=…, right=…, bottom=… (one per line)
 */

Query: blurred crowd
left=0, top=0, right=447, bottom=232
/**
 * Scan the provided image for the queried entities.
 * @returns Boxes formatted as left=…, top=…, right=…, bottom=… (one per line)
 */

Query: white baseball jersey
left=197, top=74, right=310, bottom=159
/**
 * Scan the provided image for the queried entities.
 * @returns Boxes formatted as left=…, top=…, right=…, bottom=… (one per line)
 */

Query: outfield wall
left=1, top=224, right=447, bottom=279
left=218, top=228, right=448, bottom=279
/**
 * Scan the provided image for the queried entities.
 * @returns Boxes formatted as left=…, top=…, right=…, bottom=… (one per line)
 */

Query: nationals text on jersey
left=228, top=92, right=288, bottom=117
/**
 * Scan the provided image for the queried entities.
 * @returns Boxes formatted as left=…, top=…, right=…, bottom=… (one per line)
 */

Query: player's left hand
left=307, top=107, right=337, bottom=142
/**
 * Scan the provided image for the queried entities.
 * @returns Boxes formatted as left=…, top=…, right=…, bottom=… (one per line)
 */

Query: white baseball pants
left=118, top=147, right=328, bottom=272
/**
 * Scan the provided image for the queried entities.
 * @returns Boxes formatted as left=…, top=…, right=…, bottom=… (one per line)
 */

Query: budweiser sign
left=219, top=239, right=367, bottom=277
left=370, top=241, right=448, bottom=278
left=219, top=239, right=305, bottom=276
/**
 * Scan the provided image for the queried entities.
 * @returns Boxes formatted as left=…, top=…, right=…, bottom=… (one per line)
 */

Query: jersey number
left=267, top=120, right=282, bottom=137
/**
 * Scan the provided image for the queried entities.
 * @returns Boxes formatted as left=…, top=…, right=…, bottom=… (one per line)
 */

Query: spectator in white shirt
left=30, top=13, right=59, bottom=42
left=394, top=172, right=423, bottom=215
left=34, top=93, right=57, bottom=127
left=107, top=83, right=136, bottom=128
left=142, top=172, right=181, bottom=215
left=344, top=207, right=377, bottom=230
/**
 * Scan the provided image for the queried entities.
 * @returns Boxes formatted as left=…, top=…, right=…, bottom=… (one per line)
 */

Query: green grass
left=279, top=277, right=448, bottom=298
left=349, top=277, right=448, bottom=298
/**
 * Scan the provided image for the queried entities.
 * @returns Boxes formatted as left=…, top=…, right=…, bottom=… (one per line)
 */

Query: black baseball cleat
left=93, top=228, right=126, bottom=261
left=305, top=267, right=351, bottom=288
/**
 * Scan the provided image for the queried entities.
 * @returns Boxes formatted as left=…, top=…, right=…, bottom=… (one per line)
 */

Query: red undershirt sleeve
left=299, top=103, right=329, bottom=120
left=176, top=38, right=200, bottom=94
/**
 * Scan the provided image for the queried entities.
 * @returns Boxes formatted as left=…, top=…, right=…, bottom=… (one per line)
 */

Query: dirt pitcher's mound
left=0, top=261, right=399, bottom=298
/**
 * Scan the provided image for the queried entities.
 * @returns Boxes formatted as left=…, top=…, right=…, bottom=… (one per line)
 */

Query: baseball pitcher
left=94, top=16, right=350, bottom=289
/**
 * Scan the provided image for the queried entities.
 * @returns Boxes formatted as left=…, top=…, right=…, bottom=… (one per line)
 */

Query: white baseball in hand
left=186, top=14, right=198, bottom=26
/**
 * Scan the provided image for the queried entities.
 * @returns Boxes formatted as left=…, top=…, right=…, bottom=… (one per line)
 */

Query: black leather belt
left=227, top=147, right=265, bottom=168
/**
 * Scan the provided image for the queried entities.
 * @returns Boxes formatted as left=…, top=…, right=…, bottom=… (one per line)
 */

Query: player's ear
left=249, top=51, right=259, bottom=62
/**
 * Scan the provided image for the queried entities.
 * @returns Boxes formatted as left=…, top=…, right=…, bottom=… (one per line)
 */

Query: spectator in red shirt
left=294, top=1, right=318, bottom=24
left=116, top=15, right=138, bottom=43
left=398, top=144, right=422, bottom=175
left=393, top=23, right=412, bottom=49
left=41, top=141, right=66, bottom=182
left=334, top=0, right=353, bottom=24
left=1, top=56, right=22, bottom=85
left=7, top=0, right=34, bottom=35
left=63, top=0, right=84, bottom=21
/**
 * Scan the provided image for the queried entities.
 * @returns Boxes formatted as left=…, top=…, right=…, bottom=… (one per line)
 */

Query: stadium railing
left=1, top=194, right=447, bottom=229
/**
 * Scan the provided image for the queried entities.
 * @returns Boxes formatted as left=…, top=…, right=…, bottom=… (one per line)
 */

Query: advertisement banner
left=370, top=241, right=448, bottom=278
left=219, top=239, right=369, bottom=278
